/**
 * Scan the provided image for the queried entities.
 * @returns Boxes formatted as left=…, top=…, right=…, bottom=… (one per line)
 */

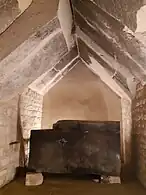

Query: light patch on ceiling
left=136, top=5, right=146, bottom=33
left=17, top=0, right=32, bottom=12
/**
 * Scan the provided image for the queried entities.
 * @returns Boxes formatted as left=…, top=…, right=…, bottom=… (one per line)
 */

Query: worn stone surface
left=0, top=0, right=19, bottom=34
left=25, top=173, right=43, bottom=186
left=20, top=88, right=43, bottom=139
left=132, top=83, right=146, bottom=187
left=0, top=0, right=32, bottom=35
left=0, top=96, right=20, bottom=188
left=89, top=0, right=143, bottom=32
left=29, top=46, right=78, bottom=95
left=78, top=40, right=130, bottom=99
left=20, top=88, right=43, bottom=163
left=0, top=17, right=60, bottom=75
left=72, top=0, right=146, bottom=32
left=72, top=0, right=146, bottom=84
left=0, top=17, right=70, bottom=102
left=78, top=37, right=130, bottom=94
left=0, top=0, right=59, bottom=61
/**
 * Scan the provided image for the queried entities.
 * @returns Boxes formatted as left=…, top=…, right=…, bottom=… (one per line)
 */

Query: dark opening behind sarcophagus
left=28, top=120, right=121, bottom=176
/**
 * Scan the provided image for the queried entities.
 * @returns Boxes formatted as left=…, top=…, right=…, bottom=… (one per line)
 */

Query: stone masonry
left=0, top=96, right=19, bottom=188
left=20, top=88, right=43, bottom=163
left=132, top=83, right=146, bottom=187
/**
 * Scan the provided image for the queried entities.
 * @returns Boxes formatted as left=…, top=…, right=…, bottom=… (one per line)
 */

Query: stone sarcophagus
left=28, top=120, right=121, bottom=176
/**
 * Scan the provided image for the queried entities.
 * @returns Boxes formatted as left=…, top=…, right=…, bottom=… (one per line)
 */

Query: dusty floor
left=0, top=178, right=146, bottom=195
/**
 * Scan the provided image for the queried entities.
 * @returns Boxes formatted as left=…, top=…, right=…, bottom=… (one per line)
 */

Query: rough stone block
left=101, top=176, right=121, bottom=184
left=108, top=176, right=121, bottom=184
left=20, top=88, right=43, bottom=140
left=25, top=173, right=44, bottom=186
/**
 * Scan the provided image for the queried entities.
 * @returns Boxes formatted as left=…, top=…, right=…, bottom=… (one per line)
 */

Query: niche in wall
left=42, top=61, right=121, bottom=129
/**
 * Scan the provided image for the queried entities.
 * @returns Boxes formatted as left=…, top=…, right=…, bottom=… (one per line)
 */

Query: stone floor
left=0, top=178, right=145, bottom=195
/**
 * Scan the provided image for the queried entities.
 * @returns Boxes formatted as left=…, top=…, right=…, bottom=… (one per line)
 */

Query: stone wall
left=0, top=17, right=71, bottom=102
left=132, top=83, right=146, bottom=187
left=20, top=88, right=43, bottom=162
left=0, top=96, right=19, bottom=188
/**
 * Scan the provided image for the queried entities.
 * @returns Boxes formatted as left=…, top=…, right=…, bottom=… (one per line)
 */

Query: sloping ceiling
left=0, top=16, right=78, bottom=101
left=85, top=0, right=144, bottom=32
left=0, top=0, right=32, bottom=35
left=71, top=0, right=146, bottom=94
left=0, top=0, right=78, bottom=102
left=0, top=0, right=59, bottom=61
left=1, top=0, right=146, bottom=101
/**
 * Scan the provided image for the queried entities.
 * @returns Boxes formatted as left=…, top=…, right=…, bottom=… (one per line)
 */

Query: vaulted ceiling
left=1, top=0, right=146, bottom=102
